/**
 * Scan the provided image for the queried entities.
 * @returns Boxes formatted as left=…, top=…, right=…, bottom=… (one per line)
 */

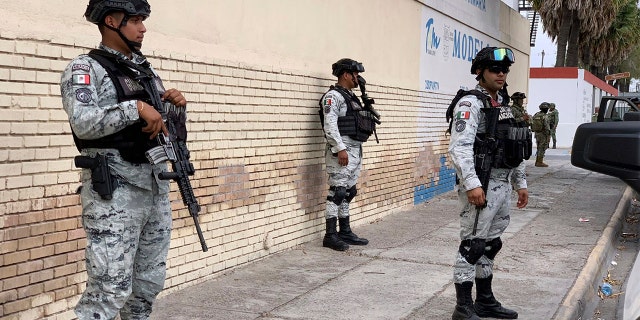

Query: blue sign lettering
left=468, top=0, right=486, bottom=11
left=452, top=30, right=488, bottom=62
left=425, top=80, right=440, bottom=91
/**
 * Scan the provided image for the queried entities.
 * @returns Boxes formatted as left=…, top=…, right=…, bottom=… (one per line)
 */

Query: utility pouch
left=74, top=154, right=116, bottom=200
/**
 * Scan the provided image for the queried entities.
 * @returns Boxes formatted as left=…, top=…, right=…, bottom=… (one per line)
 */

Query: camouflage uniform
left=547, top=104, right=559, bottom=148
left=322, top=88, right=363, bottom=219
left=509, top=101, right=530, bottom=126
left=61, top=44, right=172, bottom=320
left=534, top=110, right=551, bottom=162
left=448, top=85, right=527, bottom=284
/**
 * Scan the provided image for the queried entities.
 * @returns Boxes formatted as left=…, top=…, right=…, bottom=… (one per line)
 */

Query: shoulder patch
left=72, top=74, right=91, bottom=85
left=75, top=88, right=92, bottom=103
left=455, top=120, right=466, bottom=132
left=459, top=101, right=472, bottom=108
left=72, top=63, right=91, bottom=73
left=455, top=110, right=471, bottom=120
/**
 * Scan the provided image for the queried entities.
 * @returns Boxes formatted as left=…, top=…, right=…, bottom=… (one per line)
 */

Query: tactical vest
left=72, top=49, right=164, bottom=163
left=446, top=89, right=531, bottom=169
left=489, top=116, right=532, bottom=169
left=319, top=85, right=375, bottom=142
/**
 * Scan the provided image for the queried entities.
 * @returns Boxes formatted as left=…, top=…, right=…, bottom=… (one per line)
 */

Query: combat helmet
left=539, top=102, right=551, bottom=110
left=511, top=92, right=526, bottom=100
left=85, top=0, right=151, bottom=53
left=85, top=0, right=151, bottom=25
left=470, top=47, right=515, bottom=75
left=332, top=58, right=365, bottom=77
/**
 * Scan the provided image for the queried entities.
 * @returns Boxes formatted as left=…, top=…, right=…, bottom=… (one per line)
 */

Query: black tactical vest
left=319, top=85, right=375, bottom=142
left=72, top=50, right=165, bottom=163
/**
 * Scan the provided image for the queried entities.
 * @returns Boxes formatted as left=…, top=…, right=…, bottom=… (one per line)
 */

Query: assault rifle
left=88, top=49, right=208, bottom=252
left=472, top=105, right=500, bottom=236
left=143, top=88, right=209, bottom=252
left=357, top=75, right=381, bottom=143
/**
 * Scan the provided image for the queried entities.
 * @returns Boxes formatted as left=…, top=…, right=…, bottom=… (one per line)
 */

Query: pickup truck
left=572, top=97, right=640, bottom=320
left=595, top=96, right=640, bottom=122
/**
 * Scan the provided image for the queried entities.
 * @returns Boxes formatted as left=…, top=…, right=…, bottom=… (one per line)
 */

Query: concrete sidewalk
left=150, top=149, right=632, bottom=320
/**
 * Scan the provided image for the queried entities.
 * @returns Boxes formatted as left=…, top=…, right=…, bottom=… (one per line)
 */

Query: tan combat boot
left=535, top=155, right=549, bottom=167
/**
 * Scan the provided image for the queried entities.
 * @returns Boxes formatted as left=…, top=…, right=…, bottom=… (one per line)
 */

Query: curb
left=554, top=186, right=634, bottom=319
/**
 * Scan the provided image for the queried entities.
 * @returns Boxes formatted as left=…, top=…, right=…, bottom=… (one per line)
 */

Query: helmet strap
left=103, top=15, right=143, bottom=55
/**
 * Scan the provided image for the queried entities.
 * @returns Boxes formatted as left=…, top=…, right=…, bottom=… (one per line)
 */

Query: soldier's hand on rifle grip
left=137, top=100, right=167, bottom=139
left=466, top=187, right=485, bottom=207
left=162, top=88, right=187, bottom=108
left=337, top=149, right=348, bottom=166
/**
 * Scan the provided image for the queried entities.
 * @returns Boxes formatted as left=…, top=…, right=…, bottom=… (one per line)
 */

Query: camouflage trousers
left=535, top=132, right=550, bottom=158
left=453, top=174, right=512, bottom=283
left=75, top=179, right=172, bottom=320
left=325, top=143, right=362, bottom=219
left=551, top=129, right=557, bottom=144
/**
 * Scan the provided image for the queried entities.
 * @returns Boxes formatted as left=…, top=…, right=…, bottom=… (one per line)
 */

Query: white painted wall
left=528, top=70, right=608, bottom=148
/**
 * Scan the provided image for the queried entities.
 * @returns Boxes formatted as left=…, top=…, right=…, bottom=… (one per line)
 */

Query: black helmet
left=470, top=47, right=515, bottom=75
left=539, top=102, right=550, bottom=110
left=85, top=0, right=151, bottom=25
left=511, top=92, right=526, bottom=99
left=332, top=58, right=365, bottom=77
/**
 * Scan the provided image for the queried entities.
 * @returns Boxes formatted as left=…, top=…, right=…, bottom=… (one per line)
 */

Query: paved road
left=150, top=149, right=633, bottom=320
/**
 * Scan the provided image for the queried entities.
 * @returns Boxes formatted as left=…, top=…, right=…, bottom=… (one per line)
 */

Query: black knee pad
left=327, top=186, right=347, bottom=206
left=345, top=185, right=357, bottom=203
left=484, top=237, right=502, bottom=260
left=459, top=238, right=486, bottom=265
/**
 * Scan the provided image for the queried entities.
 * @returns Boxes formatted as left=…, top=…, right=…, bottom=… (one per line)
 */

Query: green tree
left=531, top=0, right=617, bottom=67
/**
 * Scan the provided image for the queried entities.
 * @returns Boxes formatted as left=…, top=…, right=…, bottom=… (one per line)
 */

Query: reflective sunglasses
left=489, top=48, right=515, bottom=63
left=487, top=65, right=510, bottom=74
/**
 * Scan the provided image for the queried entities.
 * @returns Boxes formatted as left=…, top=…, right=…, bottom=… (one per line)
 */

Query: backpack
left=445, top=89, right=489, bottom=134
left=531, top=112, right=545, bottom=133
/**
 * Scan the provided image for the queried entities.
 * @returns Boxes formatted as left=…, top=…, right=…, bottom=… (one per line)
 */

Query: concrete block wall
left=0, top=35, right=455, bottom=319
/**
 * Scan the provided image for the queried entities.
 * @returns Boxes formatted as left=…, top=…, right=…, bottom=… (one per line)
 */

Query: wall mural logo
left=425, top=18, right=440, bottom=56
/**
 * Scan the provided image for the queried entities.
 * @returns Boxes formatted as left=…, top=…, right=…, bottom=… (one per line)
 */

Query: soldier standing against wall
left=318, top=58, right=377, bottom=251
left=448, top=47, right=528, bottom=320
left=60, top=1, right=187, bottom=318
left=548, top=103, right=559, bottom=148
left=531, top=103, right=551, bottom=167
left=509, top=92, right=531, bottom=126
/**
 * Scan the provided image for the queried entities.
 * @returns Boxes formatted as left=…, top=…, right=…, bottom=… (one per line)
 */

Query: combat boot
left=474, top=275, right=518, bottom=319
left=323, top=217, right=349, bottom=251
left=552, top=142, right=556, bottom=149
left=534, top=155, right=548, bottom=167
left=338, top=216, right=369, bottom=245
left=452, top=282, right=480, bottom=320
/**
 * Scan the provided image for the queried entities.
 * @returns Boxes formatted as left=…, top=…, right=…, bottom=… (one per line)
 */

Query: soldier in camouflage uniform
left=509, top=92, right=530, bottom=126
left=533, top=103, right=551, bottom=167
left=448, top=47, right=528, bottom=320
left=319, top=58, right=373, bottom=251
left=60, top=1, right=187, bottom=319
left=547, top=103, right=559, bottom=148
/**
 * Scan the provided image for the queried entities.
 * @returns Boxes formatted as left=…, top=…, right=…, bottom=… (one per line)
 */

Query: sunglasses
left=489, top=48, right=515, bottom=63
left=487, top=65, right=510, bottom=74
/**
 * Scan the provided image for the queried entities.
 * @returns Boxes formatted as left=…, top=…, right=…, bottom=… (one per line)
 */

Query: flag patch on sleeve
left=455, top=111, right=470, bottom=120
left=73, top=74, right=91, bottom=85
left=323, top=98, right=332, bottom=107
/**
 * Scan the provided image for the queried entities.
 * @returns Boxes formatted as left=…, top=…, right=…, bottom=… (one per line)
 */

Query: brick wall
left=0, top=35, right=455, bottom=319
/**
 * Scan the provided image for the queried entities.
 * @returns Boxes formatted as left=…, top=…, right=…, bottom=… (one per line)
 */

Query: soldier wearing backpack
left=531, top=103, right=551, bottom=167
left=447, top=47, right=528, bottom=320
